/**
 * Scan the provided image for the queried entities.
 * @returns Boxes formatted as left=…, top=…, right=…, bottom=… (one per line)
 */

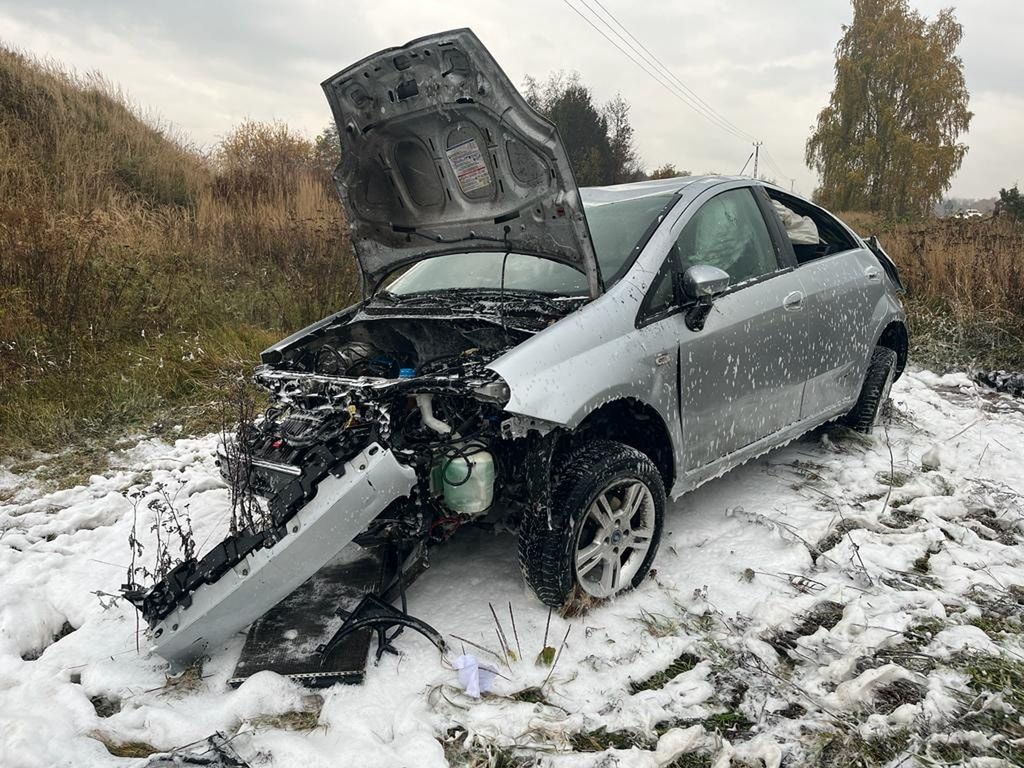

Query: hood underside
left=322, top=28, right=601, bottom=297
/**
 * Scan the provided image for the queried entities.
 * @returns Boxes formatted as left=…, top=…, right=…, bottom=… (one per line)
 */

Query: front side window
left=675, top=188, right=778, bottom=285
left=638, top=188, right=782, bottom=324
left=641, top=250, right=679, bottom=319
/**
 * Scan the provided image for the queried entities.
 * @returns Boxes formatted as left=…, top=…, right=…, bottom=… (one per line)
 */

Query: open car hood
left=322, top=28, right=601, bottom=297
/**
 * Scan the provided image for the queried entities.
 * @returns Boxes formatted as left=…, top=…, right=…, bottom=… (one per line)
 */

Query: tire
left=844, top=346, right=898, bottom=433
left=518, top=439, right=665, bottom=608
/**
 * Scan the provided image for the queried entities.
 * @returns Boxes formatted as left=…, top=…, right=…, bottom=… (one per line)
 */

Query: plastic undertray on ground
left=229, top=547, right=383, bottom=687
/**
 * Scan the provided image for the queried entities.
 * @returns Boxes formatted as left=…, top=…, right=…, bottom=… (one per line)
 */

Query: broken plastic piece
left=316, top=593, right=446, bottom=665
left=453, top=654, right=497, bottom=698
left=147, top=445, right=416, bottom=664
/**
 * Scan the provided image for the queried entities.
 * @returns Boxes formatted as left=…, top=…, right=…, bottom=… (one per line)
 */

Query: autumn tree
left=604, top=94, right=644, bottom=183
left=524, top=72, right=643, bottom=185
left=806, top=0, right=972, bottom=218
left=312, top=123, right=341, bottom=179
left=999, top=185, right=1024, bottom=222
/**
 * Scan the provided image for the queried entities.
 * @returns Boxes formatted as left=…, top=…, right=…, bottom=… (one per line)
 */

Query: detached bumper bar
left=150, top=444, right=416, bottom=663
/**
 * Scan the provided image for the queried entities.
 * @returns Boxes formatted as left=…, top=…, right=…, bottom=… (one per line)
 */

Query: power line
left=761, top=153, right=784, bottom=180
left=560, top=0, right=797, bottom=185
left=582, top=0, right=752, bottom=142
left=760, top=147, right=793, bottom=185
left=559, top=0, right=751, bottom=144
left=585, top=0, right=757, bottom=143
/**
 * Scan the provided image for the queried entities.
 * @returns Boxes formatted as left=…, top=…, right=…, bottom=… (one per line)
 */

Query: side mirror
left=676, top=264, right=730, bottom=332
left=680, top=264, right=730, bottom=301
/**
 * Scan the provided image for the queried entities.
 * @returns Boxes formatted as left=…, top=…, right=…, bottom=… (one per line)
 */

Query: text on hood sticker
left=446, top=138, right=492, bottom=194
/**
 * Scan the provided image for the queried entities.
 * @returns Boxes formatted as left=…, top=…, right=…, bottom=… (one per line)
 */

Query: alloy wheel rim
left=573, top=478, right=656, bottom=598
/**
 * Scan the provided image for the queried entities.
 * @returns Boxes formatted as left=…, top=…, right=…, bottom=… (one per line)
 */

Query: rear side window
left=766, top=190, right=857, bottom=264
left=676, top=188, right=779, bottom=285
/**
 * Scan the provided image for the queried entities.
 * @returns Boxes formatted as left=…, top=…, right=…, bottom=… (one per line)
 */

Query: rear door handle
left=865, top=267, right=881, bottom=281
left=783, top=291, right=804, bottom=311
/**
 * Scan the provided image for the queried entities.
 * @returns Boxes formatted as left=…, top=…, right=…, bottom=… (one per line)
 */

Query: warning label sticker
left=446, top=138, right=492, bottom=194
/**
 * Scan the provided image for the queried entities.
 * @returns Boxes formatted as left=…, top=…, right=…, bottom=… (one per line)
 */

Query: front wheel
left=518, top=440, right=665, bottom=608
left=844, top=346, right=898, bottom=433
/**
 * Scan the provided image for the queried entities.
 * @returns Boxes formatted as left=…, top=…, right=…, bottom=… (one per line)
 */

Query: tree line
left=523, top=71, right=680, bottom=185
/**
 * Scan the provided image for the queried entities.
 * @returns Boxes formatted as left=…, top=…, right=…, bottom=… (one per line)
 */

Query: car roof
left=580, top=174, right=749, bottom=206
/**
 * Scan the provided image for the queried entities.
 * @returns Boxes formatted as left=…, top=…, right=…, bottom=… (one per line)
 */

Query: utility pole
left=752, top=141, right=762, bottom=179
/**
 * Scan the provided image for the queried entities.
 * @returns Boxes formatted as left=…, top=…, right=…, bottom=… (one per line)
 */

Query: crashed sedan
left=126, top=29, right=908, bottom=676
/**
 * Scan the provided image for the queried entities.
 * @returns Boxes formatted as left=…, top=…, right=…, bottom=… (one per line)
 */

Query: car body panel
left=487, top=177, right=712, bottom=434
left=676, top=271, right=808, bottom=467
left=151, top=445, right=416, bottom=663
left=321, top=29, right=601, bottom=296
left=793, top=248, right=884, bottom=420
left=490, top=175, right=906, bottom=498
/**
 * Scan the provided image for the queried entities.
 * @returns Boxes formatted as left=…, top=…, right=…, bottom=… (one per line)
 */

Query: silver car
left=131, top=29, right=907, bottom=663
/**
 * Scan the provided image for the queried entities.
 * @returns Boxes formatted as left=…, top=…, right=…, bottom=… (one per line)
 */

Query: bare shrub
left=122, top=477, right=196, bottom=593
left=216, top=370, right=268, bottom=535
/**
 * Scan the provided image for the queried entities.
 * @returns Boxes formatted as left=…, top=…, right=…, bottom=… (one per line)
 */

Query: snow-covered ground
left=1, top=369, right=1023, bottom=767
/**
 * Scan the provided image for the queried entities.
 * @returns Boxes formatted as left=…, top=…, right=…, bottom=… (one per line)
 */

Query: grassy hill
left=0, top=44, right=358, bottom=453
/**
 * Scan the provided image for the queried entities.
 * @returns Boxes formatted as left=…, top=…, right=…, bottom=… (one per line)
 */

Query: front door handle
left=783, top=291, right=804, bottom=311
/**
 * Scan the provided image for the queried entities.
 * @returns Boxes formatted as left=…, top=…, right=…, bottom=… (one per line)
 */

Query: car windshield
left=384, top=191, right=677, bottom=297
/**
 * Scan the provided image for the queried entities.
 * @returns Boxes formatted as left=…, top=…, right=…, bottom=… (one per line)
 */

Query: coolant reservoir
left=442, top=448, right=495, bottom=515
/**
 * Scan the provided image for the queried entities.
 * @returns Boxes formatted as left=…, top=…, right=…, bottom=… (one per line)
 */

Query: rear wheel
left=518, top=440, right=665, bottom=608
left=844, top=346, right=898, bottom=433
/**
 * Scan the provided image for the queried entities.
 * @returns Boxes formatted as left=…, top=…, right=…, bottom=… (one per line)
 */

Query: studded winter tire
left=844, top=346, right=898, bottom=434
left=518, top=440, right=665, bottom=608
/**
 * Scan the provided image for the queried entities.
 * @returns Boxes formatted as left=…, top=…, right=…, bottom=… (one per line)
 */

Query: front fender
left=489, top=279, right=665, bottom=428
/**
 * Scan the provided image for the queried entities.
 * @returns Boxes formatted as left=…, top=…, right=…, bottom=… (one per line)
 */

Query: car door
left=761, top=196, right=885, bottom=420
left=638, top=186, right=806, bottom=475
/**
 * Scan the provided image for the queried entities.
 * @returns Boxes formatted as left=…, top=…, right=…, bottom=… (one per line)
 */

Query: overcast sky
left=2, top=0, right=1020, bottom=199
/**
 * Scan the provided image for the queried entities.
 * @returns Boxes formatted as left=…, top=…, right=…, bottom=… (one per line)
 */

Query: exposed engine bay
left=124, top=300, right=573, bottom=664
left=246, top=313, right=534, bottom=538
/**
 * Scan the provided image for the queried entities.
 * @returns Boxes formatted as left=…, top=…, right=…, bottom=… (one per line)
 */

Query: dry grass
left=839, top=211, right=1024, bottom=371
left=247, top=709, right=322, bottom=732
left=0, top=44, right=358, bottom=453
left=89, top=733, right=161, bottom=758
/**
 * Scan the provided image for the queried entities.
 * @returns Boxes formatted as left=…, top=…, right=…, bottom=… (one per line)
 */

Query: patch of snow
left=929, top=625, right=1002, bottom=657
left=0, top=368, right=1023, bottom=766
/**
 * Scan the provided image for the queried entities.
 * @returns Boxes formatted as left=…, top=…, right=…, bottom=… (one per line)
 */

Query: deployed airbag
left=772, top=199, right=819, bottom=245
